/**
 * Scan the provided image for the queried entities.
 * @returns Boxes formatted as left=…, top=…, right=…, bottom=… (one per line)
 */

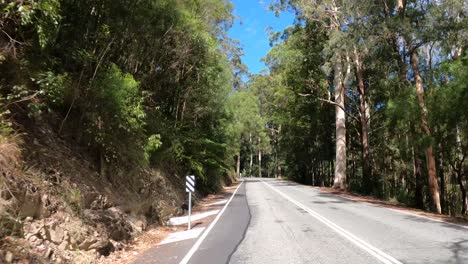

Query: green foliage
left=33, top=71, right=70, bottom=107
left=1, top=0, right=61, bottom=49
left=0, top=101, right=12, bottom=136
left=144, top=134, right=162, bottom=162
left=84, top=64, right=146, bottom=165
left=260, top=0, right=468, bottom=215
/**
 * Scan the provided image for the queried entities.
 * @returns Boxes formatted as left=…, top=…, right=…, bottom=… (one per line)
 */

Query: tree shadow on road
left=401, top=215, right=468, bottom=232
left=311, top=192, right=358, bottom=204
left=448, top=239, right=468, bottom=264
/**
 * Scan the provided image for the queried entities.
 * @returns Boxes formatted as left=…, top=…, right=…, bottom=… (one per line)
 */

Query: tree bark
left=456, top=126, right=467, bottom=214
left=436, top=143, right=446, bottom=214
left=413, top=146, right=424, bottom=209
left=397, top=0, right=406, bottom=17
left=236, top=151, right=241, bottom=178
left=457, top=175, right=468, bottom=215
left=410, top=47, right=442, bottom=214
left=258, top=137, right=262, bottom=178
left=249, top=133, right=253, bottom=177
left=353, top=47, right=372, bottom=194
left=333, top=55, right=347, bottom=189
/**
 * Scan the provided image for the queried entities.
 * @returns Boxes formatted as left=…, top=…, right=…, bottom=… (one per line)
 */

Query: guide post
left=185, top=175, right=195, bottom=229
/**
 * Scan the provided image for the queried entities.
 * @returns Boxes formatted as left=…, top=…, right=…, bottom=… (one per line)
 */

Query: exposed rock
left=0, top=188, right=12, bottom=200
left=126, top=214, right=147, bottom=234
left=88, top=238, right=109, bottom=251
left=96, top=241, right=114, bottom=256
left=27, top=234, right=43, bottom=247
left=5, top=251, right=13, bottom=263
left=78, top=237, right=99, bottom=251
left=83, top=191, right=112, bottom=210
left=58, top=240, right=69, bottom=251
left=18, top=191, right=41, bottom=219
left=110, top=240, right=124, bottom=251
left=24, top=221, right=44, bottom=240
left=1, top=120, right=184, bottom=263
left=83, top=208, right=133, bottom=241
left=43, top=247, right=53, bottom=259
left=39, top=194, right=53, bottom=217
left=39, top=221, right=66, bottom=245
left=49, top=227, right=63, bottom=244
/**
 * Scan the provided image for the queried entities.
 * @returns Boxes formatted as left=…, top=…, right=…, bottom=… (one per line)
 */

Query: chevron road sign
left=186, top=175, right=195, bottom=192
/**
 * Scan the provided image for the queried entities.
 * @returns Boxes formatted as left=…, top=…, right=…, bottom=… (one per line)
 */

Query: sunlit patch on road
left=168, top=210, right=220, bottom=226
left=158, top=227, right=206, bottom=245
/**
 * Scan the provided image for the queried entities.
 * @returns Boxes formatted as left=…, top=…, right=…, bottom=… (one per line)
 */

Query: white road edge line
left=261, top=180, right=402, bottom=264
left=179, top=181, right=244, bottom=264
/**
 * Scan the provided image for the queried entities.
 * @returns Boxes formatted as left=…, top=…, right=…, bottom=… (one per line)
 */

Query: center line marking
left=261, top=180, right=402, bottom=264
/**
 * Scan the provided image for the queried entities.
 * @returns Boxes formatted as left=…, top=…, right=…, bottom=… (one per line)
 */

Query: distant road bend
left=178, top=178, right=468, bottom=264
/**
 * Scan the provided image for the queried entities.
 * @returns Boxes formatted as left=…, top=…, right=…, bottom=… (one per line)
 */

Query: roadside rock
left=18, top=190, right=41, bottom=218
left=47, top=223, right=64, bottom=244
left=83, top=191, right=112, bottom=210
left=5, top=251, right=13, bottom=263
left=84, top=208, right=133, bottom=241
left=126, top=214, right=147, bottom=234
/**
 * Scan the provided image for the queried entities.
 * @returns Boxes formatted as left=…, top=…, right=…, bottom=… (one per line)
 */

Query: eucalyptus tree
left=227, top=91, right=263, bottom=177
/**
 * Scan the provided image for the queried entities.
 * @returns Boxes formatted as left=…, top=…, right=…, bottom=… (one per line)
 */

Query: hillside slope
left=0, top=114, right=189, bottom=263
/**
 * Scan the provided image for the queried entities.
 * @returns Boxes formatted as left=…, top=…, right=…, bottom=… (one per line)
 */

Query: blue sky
left=228, top=1, right=295, bottom=74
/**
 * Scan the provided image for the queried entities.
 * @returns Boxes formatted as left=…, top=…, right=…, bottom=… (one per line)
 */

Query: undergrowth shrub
left=83, top=64, right=147, bottom=168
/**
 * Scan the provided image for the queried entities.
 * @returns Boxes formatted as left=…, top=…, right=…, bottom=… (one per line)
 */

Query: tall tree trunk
left=436, top=143, right=446, bottom=214
left=333, top=55, right=347, bottom=189
left=457, top=175, right=468, bottom=215
left=353, top=47, right=372, bottom=194
left=236, top=151, right=241, bottom=178
left=456, top=126, right=467, bottom=214
left=275, top=150, right=279, bottom=178
left=410, top=47, right=441, bottom=214
left=258, top=137, right=262, bottom=178
left=249, top=133, right=253, bottom=177
left=413, top=146, right=424, bottom=209
left=397, top=0, right=406, bottom=17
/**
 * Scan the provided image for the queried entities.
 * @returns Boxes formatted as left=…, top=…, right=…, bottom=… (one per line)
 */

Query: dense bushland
left=0, top=0, right=244, bottom=194
left=237, top=0, right=467, bottom=216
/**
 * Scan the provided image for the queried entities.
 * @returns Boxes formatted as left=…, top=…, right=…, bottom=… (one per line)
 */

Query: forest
left=0, top=0, right=246, bottom=193
left=1, top=1, right=247, bottom=260
left=234, top=0, right=467, bottom=216
left=0, top=0, right=467, bottom=260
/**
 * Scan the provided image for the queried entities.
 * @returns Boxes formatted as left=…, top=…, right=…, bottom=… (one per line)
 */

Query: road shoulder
left=101, top=182, right=242, bottom=264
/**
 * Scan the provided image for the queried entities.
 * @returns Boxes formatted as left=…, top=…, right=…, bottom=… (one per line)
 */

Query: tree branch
left=1, top=29, right=26, bottom=46
left=297, top=93, right=361, bottom=124
left=1, top=92, right=40, bottom=109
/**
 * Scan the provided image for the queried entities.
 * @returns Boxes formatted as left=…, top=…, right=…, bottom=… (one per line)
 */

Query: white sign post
left=185, top=175, right=195, bottom=230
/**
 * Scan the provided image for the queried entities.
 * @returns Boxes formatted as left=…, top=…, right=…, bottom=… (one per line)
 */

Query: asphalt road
left=183, top=178, right=468, bottom=264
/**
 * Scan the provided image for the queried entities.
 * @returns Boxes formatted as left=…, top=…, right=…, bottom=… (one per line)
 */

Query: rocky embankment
left=0, top=121, right=185, bottom=263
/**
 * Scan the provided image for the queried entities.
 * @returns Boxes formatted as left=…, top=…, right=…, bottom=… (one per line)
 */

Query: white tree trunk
left=333, top=55, right=347, bottom=189
left=249, top=133, right=253, bottom=177
left=258, top=137, right=262, bottom=178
